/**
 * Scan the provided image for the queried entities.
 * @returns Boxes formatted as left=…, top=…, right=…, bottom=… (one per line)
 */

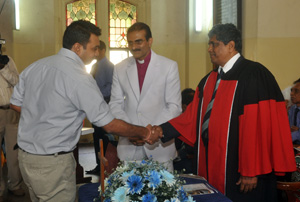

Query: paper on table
left=179, top=174, right=207, bottom=180
left=183, top=183, right=216, bottom=195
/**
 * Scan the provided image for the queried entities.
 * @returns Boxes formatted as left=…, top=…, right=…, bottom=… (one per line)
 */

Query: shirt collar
left=218, top=53, right=241, bottom=74
left=58, top=48, right=85, bottom=69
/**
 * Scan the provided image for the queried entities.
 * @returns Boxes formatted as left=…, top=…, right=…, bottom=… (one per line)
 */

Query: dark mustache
left=132, top=49, right=141, bottom=52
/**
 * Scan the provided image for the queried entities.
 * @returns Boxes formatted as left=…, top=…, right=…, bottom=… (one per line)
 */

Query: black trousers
left=227, top=172, right=278, bottom=202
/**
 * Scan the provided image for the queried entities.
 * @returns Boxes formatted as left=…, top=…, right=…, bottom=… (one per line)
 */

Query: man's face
left=96, top=48, right=106, bottom=61
left=291, top=82, right=300, bottom=106
left=77, top=34, right=100, bottom=65
left=208, top=35, right=234, bottom=67
left=127, top=30, right=152, bottom=60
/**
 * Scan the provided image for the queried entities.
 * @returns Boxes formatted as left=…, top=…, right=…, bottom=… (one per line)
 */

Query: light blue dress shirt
left=289, top=104, right=300, bottom=144
left=93, top=56, right=114, bottom=99
left=10, top=48, right=114, bottom=155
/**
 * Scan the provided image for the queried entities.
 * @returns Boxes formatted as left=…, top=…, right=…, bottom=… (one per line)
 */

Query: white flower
left=160, top=170, right=176, bottom=186
left=104, top=177, right=108, bottom=187
left=121, top=169, right=135, bottom=183
left=100, top=159, right=188, bottom=202
left=187, top=195, right=195, bottom=202
left=111, top=187, right=130, bottom=202
left=116, top=163, right=129, bottom=172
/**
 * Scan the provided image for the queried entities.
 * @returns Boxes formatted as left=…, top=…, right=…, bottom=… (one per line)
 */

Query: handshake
left=129, top=125, right=163, bottom=146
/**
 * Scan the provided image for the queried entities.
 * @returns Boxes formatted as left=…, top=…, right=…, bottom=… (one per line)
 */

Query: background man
left=151, top=23, right=295, bottom=201
left=282, top=85, right=292, bottom=110
left=0, top=53, right=24, bottom=200
left=173, top=88, right=195, bottom=174
left=10, top=20, right=159, bottom=202
left=289, top=78, right=300, bottom=144
left=86, top=40, right=114, bottom=175
left=109, top=22, right=181, bottom=171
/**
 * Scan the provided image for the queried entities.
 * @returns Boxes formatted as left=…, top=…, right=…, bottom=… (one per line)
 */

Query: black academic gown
left=161, top=56, right=296, bottom=202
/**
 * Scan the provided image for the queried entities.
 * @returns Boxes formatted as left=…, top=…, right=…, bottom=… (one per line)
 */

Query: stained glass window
left=66, top=0, right=96, bottom=26
left=214, top=0, right=242, bottom=31
left=109, top=0, right=137, bottom=48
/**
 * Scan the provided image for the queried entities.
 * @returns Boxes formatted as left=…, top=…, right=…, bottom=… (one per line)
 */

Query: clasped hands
left=129, top=125, right=163, bottom=146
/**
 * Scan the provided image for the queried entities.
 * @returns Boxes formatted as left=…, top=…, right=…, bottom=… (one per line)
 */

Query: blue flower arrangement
left=98, top=159, right=195, bottom=202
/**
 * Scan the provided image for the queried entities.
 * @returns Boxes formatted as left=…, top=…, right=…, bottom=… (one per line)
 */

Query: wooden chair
left=98, top=139, right=108, bottom=201
left=97, top=139, right=120, bottom=201
left=104, top=142, right=120, bottom=174
left=277, top=181, right=300, bottom=202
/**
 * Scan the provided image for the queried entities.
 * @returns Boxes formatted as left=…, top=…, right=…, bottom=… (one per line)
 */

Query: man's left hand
left=236, top=175, right=258, bottom=193
left=129, top=137, right=145, bottom=146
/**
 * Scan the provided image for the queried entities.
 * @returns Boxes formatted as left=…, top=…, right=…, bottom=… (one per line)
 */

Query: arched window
left=109, top=0, right=137, bottom=64
left=65, top=0, right=97, bottom=73
left=66, top=0, right=96, bottom=26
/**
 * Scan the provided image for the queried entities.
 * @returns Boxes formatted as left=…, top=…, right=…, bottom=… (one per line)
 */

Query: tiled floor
left=78, top=143, right=100, bottom=183
left=1, top=143, right=98, bottom=202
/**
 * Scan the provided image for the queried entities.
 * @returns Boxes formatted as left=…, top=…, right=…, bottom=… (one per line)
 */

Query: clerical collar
left=219, top=53, right=241, bottom=74
left=136, top=51, right=151, bottom=65
left=137, top=59, right=144, bottom=64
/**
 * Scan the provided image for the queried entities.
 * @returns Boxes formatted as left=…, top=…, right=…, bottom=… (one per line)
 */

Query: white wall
left=1, top=0, right=299, bottom=89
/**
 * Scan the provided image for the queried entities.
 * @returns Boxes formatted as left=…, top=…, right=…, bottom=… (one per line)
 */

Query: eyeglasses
left=208, top=41, right=220, bottom=48
left=291, top=88, right=300, bottom=95
left=128, top=39, right=145, bottom=47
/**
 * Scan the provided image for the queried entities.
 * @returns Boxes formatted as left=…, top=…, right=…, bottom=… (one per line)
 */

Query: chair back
left=98, top=139, right=108, bottom=201
left=104, top=142, right=119, bottom=174
left=277, top=181, right=300, bottom=202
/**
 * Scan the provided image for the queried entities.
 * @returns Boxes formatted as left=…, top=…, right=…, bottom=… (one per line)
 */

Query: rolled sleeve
left=10, top=71, right=25, bottom=106
left=71, top=77, right=114, bottom=127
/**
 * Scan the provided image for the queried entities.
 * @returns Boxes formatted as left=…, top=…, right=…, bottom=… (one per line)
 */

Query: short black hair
left=127, top=22, right=152, bottom=41
left=63, top=20, right=101, bottom=50
left=293, top=78, right=300, bottom=84
left=208, top=23, right=242, bottom=53
left=181, top=88, right=195, bottom=105
left=99, top=40, right=106, bottom=51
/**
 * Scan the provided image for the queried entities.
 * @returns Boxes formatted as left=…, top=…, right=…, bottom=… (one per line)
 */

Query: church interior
left=1, top=0, right=299, bottom=91
left=0, top=0, right=300, bottom=201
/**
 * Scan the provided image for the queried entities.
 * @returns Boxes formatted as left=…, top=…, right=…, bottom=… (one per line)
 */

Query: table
left=183, top=177, right=232, bottom=202
left=75, top=127, right=94, bottom=184
left=78, top=176, right=232, bottom=202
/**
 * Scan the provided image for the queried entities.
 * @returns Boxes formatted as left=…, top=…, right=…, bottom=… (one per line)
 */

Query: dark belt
left=0, top=105, right=10, bottom=110
left=17, top=145, right=72, bottom=156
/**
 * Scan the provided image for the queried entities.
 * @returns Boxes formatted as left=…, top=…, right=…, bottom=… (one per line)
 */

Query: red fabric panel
left=169, top=87, right=200, bottom=147
left=196, top=72, right=218, bottom=180
left=239, top=100, right=296, bottom=177
left=168, top=72, right=218, bottom=180
left=207, top=80, right=238, bottom=193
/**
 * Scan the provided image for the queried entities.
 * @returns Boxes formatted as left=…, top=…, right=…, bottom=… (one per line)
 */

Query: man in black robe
left=150, top=24, right=296, bottom=202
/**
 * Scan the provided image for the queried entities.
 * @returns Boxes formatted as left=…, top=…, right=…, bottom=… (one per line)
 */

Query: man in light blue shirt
left=10, top=20, right=158, bottom=202
left=87, top=40, right=114, bottom=175
left=92, top=40, right=114, bottom=103
left=289, top=78, right=300, bottom=144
